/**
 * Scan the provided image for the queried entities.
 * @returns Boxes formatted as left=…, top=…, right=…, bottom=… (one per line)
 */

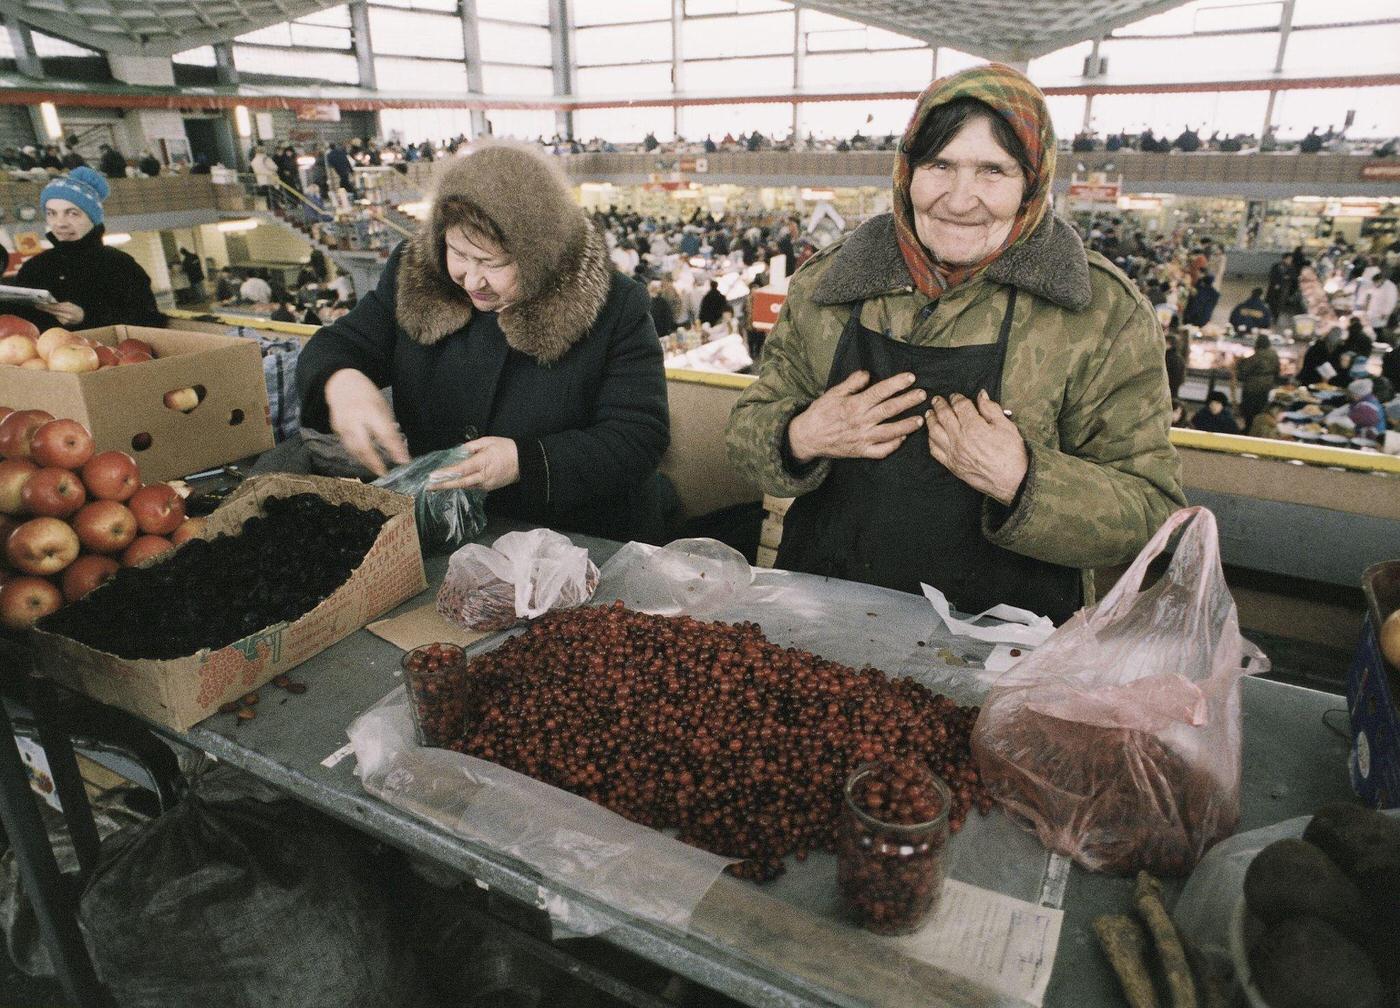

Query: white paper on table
left=897, top=879, right=1063, bottom=1008
left=921, top=583, right=1055, bottom=648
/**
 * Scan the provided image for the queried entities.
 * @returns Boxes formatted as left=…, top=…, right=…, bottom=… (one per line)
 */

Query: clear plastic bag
left=373, top=447, right=486, bottom=554
left=437, top=529, right=599, bottom=632
left=971, top=507, right=1268, bottom=876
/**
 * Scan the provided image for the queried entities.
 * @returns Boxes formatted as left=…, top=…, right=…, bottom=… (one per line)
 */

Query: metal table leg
left=0, top=699, right=106, bottom=1008
left=27, top=679, right=102, bottom=878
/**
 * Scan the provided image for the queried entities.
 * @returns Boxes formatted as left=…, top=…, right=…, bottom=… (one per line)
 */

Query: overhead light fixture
left=39, top=102, right=61, bottom=141
left=217, top=218, right=259, bottom=232
left=233, top=105, right=252, bottom=138
left=102, top=232, right=131, bottom=246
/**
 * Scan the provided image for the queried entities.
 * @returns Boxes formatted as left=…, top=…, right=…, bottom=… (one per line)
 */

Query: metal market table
left=4, top=527, right=1356, bottom=1008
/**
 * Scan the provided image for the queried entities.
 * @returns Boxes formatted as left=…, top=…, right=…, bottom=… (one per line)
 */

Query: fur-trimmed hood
left=395, top=209, right=613, bottom=363
left=393, top=142, right=614, bottom=363
left=810, top=211, right=1092, bottom=313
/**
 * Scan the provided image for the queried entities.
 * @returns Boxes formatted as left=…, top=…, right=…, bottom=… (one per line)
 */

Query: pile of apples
left=0, top=408, right=205, bottom=631
left=0, top=315, right=158, bottom=374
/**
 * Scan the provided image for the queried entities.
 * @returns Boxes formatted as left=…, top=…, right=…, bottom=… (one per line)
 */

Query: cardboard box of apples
left=0, top=408, right=204, bottom=631
left=0, top=315, right=272, bottom=482
left=0, top=315, right=159, bottom=373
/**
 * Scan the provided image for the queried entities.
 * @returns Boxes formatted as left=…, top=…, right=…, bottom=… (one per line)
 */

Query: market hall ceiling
left=790, top=0, right=1194, bottom=60
left=0, top=0, right=348, bottom=57
left=0, top=0, right=1197, bottom=62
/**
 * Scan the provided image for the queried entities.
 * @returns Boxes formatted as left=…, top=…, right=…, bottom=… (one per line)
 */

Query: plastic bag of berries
left=436, top=529, right=600, bottom=632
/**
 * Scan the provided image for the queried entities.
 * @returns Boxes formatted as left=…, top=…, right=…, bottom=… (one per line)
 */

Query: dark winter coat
left=1229, top=295, right=1272, bottom=331
left=1182, top=280, right=1219, bottom=326
left=297, top=147, right=669, bottom=542
left=325, top=146, right=353, bottom=186
left=650, top=292, right=677, bottom=337
left=1191, top=404, right=1240, bottom=434
left=99, top=148, right=127, bottom=179
left=12, top=226, right=164, bottom=330
left=1164, top=343, right=1186, bottom=399
left=698, top=287, right=728, bottom=326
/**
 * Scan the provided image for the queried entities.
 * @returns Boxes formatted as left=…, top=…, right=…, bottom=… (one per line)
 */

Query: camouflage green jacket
left=726, top=212, right=1185, bottom=596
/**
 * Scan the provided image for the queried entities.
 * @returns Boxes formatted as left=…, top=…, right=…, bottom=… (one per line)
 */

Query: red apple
left=81, top=451, right=140, bottom=502
left=36, top=328, right=79, bottom=361
left=47, top=344, right=100, bottom=374
left=163, top=387, right=200, bottom=412
left=60, top=554, right=119, bottom=603
left=0, top=407, right=12, bottom=424
left=29, top=419, right=94, bottom=470
left=121, top=534, right=173, bottom=567
left=93, top=344, right=120, bottom=368
left=71, top=500, right=138, bottom=554
left=0, top=315, right=39, bottom=340
left=0, top=334, right=38, bottom=366
left=0, top=458, right=37, bottom=515
left=6, top=517, right=80, bottom=576
left=0, top=409, right=55, bottom=459
left=169, top=516, right=207, bottom=546
left=115, top=349, right=153, bottom=366
left=115, top=337, right=156, bottom=358
left=20, top=468, right=86, bottom=519
left=127, top=483, right=185, bottom=536
left=0, top=575, right=63, bottom=630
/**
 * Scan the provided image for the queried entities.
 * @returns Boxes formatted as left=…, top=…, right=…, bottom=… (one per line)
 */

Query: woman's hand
left=926, top=390, right=1028, bottom=506
left=427, top=437, right=519, bottom=493
left=324, top=368, right=409, bottom=477
left=37, top=302, right=84, bottom=326
left=787, top=370, right=927, bottom=463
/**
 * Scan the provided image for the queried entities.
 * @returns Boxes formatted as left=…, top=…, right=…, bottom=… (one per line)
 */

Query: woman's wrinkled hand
left=427, top=436, right=520, bottom=493
left=37, top=301, right=84, bottom=326
left=324, top=367, right=410, bottom=477
left=786, top=370, right=927, bottom=463
left=926, top=389, right=1028, bottom=505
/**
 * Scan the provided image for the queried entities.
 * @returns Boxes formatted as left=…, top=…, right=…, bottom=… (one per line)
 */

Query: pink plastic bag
left=971, top=507, right=1268, bottom=876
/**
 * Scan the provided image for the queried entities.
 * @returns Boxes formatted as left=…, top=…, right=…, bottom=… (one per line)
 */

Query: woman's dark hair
left=437, top=195, right=507, bottom=253
left=1254, top=333, right=1270, bottom=350
left=905, top=98, right=1034, bottom=182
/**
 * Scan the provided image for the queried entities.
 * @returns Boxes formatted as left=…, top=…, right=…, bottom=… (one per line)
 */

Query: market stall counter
left=47, top=519, right=1343, bottom=1008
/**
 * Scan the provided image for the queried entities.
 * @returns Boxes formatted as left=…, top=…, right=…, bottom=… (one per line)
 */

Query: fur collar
left=395, top=219, right=613, bottom=364
left=811, top=212, right=1092, bottom=313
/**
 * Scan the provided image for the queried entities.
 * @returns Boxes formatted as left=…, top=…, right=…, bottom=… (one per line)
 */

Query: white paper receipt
left=320, top=741, right=356, bottom=769
left=897, top=879, right=1063, bottom=1007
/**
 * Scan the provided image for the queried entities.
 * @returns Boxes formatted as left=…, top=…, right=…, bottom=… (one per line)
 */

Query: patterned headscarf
left=893, top=63, right=1056, bottom=299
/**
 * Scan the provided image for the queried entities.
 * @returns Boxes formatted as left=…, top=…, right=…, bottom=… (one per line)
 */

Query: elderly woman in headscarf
left=726, top=65, right=1184, bottom=623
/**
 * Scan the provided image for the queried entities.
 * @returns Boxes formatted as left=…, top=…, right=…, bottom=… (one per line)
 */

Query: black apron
left=776, top=289, right=1082, bottom=625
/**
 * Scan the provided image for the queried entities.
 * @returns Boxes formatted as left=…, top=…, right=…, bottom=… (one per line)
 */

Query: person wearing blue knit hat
left=11, top=164, right=163, bottom=330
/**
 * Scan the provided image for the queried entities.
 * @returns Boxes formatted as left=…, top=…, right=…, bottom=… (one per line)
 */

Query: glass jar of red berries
left=837, top=757, right=951, bottom=935
left=402, top=642, right=469, bottom=747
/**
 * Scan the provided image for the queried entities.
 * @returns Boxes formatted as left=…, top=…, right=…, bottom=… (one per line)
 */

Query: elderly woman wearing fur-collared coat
left=296, top=142, right=670, bottom=542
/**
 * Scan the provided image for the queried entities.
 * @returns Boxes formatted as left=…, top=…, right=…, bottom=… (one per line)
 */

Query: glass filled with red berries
left=837, top=757, right=951, bottom=935
left=402, top=642, right=470, bottom=747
